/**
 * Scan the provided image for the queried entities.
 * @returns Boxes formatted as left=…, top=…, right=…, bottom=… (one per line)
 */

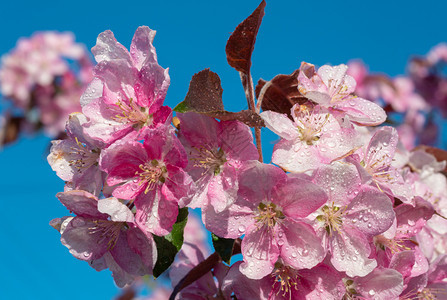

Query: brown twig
left=169, top=239, right=242, bottom=300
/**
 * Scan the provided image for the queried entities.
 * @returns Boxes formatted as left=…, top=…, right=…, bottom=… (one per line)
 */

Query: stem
left=240, top=71, right=263, bottom=162
left=255, top=127, right=263, bottom=162
left=169, top=252, right=220, bottom=300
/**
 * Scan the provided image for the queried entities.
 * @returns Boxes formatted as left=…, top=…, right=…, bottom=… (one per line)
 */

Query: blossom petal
left=135, top=188, right=178, bottom=236
left=240, top=226, right=279, bottom=279
left=97, top=197, right=134, bottom=223
left=330, top=227, right=377, bottom=277
left=219, top=120, right=259, bottom=161
left=354, top=268, right=403, bottom=300
left=92, top=30, right=132, bottom=63
left=129, top=26, right=157, bottom=70
left=61, top=217, right=109, bottom=260
left=275, top=177, right=327, bottom=219
left=312, top=161, right=361, bottom=206
left=56, top=190, right=106, bottom=219
left=337, top=97, right=386, bottom=126
left=345, top=185, right=395, bottom=237
left=238, top=161, right=287, bottom=205
left=272, top=139, right=321, bottom=173
left=260, top=110, right=299, bottom=140
left=203, top=201, right=254, bottom=239
left=279, top=221, right=325, bottom=270
left=100, top=140, right=147, bottom=186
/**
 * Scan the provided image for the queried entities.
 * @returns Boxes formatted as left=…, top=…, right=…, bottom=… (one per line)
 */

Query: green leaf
left=153, top=207, right=189, bottom=278
left=211, top=233, right=235, bottom=264
left=165, top=207, right=189, bottom=251
left=173, top=101, right=190, bottom=113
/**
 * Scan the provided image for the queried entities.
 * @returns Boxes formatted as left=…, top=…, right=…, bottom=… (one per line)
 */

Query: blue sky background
left=1, top=0, right=447, bottom=299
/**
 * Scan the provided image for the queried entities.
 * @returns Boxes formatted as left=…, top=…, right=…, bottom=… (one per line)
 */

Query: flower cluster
left=347, top=43, right=447, bottom=150
left=0, top=31, right=93, bottom=143
left=47, top=14, right=447, bottom=300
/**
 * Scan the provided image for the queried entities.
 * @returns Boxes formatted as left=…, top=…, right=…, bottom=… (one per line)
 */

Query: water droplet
left=238, top=225, right=246, bottom=233
left=367, top=223, right=372, bottom=228
left=292, top=252, right=297, bottom=258
left=277, top=239, right=284, bottom=246
left=408, top=219, right=415, bottom=226
left=368, top=289, right=375, bottom=296
left=328, top=142, right=336, bottom=148
left=83, top=252, right=90, bottom=257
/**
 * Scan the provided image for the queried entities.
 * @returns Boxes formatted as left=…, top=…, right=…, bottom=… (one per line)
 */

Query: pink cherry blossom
left=48, top=112, right=105, bottom=196
left=310, top=184, right=395, bottom=277
left=298, top=62, right=386, bottom=126
left=81, top=27, right=171, bottom=145
left=99, top=125, right=195, bottom=236
left=177, top=112, right=259, bottom=211
left=347, top=126, right=412, bottom=202
left=205, top=162, right=327, bottom=279
left=261, top=104, right=360, bottom=173
left=54, top=190, right=157, bottom=287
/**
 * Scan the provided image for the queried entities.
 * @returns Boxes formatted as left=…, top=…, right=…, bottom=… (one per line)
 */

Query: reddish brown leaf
left=255, top=69, right=307, bottom=117
left=225, top=0, right=266, bottom=74
left=175, top=68, right=224, bottom=113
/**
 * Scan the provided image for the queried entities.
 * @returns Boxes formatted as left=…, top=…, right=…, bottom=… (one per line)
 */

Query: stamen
left=134, top=160, right=167, bottom=193
left=88, top=220, right=124, bottom=250
left=190, top=145, right=226, bottom=175
left=293, top=105, right=330, bottom=146
left=316, top=203, right=346, bottom=236
left=254, top=202, right=284, bottom=231
left=271, top=263, right=299, bottom=300
left=112, top=98, right=151, bottom=128
left=67, top=137, right=99, bottom=172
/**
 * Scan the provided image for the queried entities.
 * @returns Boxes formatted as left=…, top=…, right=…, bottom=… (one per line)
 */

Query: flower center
left=254, top=202, right=284, bottom=230
left=68, top=137, right=100, bottom=172
left=135, top=160, right=167, bottom=193
left=89, top=220, right=124, bottom=250
left=327, top=79, right=350, bottom=103
left=342, top=278, right=358, bottom=299
left=316, top=204, right=345, bottom=236
left=113, top=98, right=152, bottom=128
left=418, top=288, right=441, bottom=300
left=271, top=262, right=299, bottom=299
left=293, top=105, right=330, bottom=146
left=191, top=146, right=227, bottom=175
left=363, top=146, right=395, bottom=184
